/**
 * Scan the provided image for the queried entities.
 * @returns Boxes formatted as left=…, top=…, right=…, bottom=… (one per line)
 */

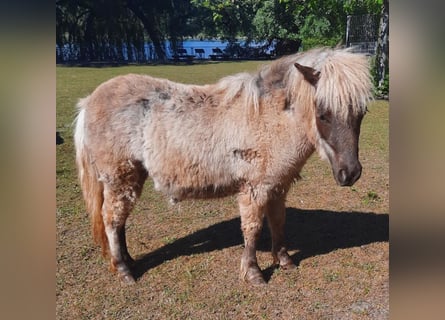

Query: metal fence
left=346, top=14, right=379, bottom=56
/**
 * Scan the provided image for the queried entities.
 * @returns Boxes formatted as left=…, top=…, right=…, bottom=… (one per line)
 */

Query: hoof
left=274, top=251, right=296, bottom=270
left=111, top=260, right=136, bottom=284
left=280, top=261, right=297, bottom=270
left=248, top=275, right=266, bottom=286
left=242, top=267, right=266, bottom=286
left=119, top=272, right=136, bottom=284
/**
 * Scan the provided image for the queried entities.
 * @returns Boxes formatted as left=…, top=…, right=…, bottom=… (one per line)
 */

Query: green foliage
left=299, top=12, right=342, bottom=49
left=344, top=0, right=382, bottom=15
left=191, top=0, right=258, bottom=41
left=297, top=0, right=382, bottom=50
left=252, top=1, right=282, bottom=40
left=374, top=72, right=389, bottom=97
left=253, top=0, right=300, bottom=41
left=300, top=15, right=332, bottom=39
left=301, top=37, right=341, bottom=50
left=370, top=55, right=389, bottom=98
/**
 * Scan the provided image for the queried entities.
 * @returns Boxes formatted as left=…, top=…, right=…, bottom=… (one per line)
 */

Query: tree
left=56, top=0, right=196, bottom=62
left=56, top=0, right=386, bottom=63
left=191, top=0, right=259, bottom=42
left=375, top=0, right=389, bottom=96
left=56, top=0, right=146, bottom=62
left=251, top=0, right=382, bottom=54
left=297, top=0, right=345, bottom=49
left=252, top=0, right=302, bottom=54
left=125, top=0, right=168, bottom=61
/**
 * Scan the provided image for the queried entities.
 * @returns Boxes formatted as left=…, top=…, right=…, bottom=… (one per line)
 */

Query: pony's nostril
left=338, top=164, right=362, bottom=186
left=338, top=169, right=348, bottom=184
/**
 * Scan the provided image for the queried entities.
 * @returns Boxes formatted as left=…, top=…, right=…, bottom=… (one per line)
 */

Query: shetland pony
left=74, top=47, right=372, bottom=285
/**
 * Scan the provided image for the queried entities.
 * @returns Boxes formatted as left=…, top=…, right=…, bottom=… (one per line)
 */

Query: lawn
left=56, top=61, right=388, bottom=319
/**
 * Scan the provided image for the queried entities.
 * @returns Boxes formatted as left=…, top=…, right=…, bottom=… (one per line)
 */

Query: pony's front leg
left=266, top=196, right=296, bottom=269
left=238, top=191, right=266, bottom=285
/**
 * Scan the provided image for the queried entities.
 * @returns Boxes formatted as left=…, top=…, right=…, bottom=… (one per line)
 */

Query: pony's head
left=294, top=49, right=372, bottom=186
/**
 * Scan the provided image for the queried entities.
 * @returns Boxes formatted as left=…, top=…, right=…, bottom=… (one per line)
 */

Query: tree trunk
left=376, top=0, right=389, bottom=95
left=126, top=0, right=167, bottom=61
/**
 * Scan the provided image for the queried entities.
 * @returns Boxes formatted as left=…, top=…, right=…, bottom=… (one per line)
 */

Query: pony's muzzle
left=337, top=162, right=362, bottom=186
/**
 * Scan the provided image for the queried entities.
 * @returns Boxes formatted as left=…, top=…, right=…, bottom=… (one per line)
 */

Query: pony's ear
left=294, top=63, right=321, bottom=86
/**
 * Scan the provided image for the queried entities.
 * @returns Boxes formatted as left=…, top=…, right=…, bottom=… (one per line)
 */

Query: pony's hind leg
left=101, top=161, right=147, bottom=284
left=265, top=196, right=295, bottom=269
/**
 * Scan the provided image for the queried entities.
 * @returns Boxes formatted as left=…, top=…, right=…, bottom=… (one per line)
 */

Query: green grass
left=57, top=61, right=388, bottom=319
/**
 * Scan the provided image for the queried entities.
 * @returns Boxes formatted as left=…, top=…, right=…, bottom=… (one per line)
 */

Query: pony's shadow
left=133, top=208, right=388, bottom=280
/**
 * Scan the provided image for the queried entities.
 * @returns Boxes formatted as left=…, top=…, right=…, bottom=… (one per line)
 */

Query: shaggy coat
left=74, top=47, right=372, bottom=284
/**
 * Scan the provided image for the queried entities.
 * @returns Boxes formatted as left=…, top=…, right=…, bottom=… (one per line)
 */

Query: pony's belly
left=174, top=184, right=239, bottom=202
left=152, top=176, right=239, bottom=202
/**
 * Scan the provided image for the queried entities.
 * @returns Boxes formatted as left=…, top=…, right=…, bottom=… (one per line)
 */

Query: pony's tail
left=74, top=98, right=109, bottom=257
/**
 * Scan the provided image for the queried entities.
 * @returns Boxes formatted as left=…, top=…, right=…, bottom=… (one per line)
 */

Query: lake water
left=57, top=39, right=274, bottom=61
left=138, top=39, right=230, bottom=59
left=174, top=39, right=228, bottom=58
left=142, top=39, right=272, bottom=59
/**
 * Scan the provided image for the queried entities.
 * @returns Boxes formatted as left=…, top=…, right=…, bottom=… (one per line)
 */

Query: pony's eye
left=319, top=114, right=330, bottom=123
